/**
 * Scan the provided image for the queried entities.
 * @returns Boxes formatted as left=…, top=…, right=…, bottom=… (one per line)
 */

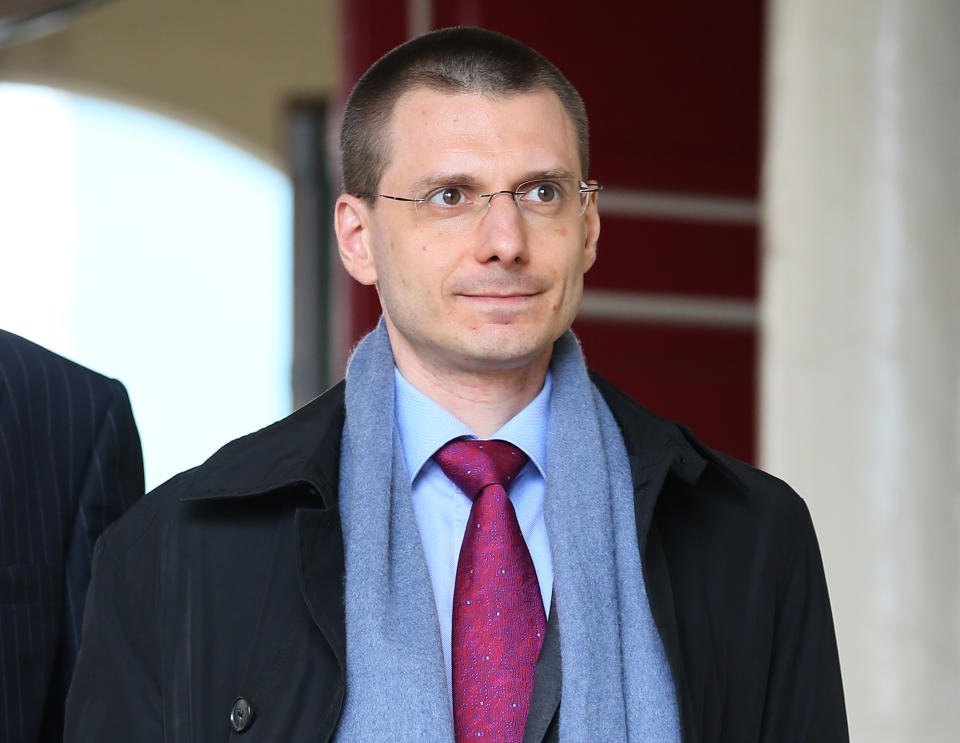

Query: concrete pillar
left=763, top=1, right=960, bottom=741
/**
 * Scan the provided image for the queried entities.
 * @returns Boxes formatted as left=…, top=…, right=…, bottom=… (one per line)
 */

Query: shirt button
left=230, top=696, right=255, bottom=733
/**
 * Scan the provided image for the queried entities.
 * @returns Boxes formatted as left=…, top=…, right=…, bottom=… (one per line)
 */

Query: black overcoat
left=65, top=374, right=848, bottom=742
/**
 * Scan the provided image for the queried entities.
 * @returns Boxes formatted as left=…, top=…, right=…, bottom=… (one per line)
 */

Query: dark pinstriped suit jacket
left=0, top=329, right=144, bottom=743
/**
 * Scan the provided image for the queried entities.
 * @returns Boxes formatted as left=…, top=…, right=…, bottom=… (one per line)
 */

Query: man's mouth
left=459, top=291, right=540, bottom=299
left=453, top=277, right=549, bottom=299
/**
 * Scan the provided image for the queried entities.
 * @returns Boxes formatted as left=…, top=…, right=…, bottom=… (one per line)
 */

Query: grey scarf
left=335, top=321, right=680, bottom=742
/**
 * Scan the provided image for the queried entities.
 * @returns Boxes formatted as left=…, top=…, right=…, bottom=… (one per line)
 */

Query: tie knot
left=432, top=439, right=529, bottom=500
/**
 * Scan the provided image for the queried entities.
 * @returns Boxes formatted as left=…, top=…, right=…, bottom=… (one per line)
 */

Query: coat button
left=230, top=696, right=255, bottom=733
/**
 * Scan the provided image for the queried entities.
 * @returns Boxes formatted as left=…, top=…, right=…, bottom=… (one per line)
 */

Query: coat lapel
left=221, top=507, right=346, bottom=741
left=176, top=381, right=350, bottom=680
left=174, top=383, right=350, bottom=739
left=295, top=506, right=346, bottom=675
left=524, top=597, right=562, bottom=743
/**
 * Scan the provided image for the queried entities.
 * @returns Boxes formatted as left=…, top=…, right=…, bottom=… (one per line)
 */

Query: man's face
left=336, top=87, right=599, bottom=378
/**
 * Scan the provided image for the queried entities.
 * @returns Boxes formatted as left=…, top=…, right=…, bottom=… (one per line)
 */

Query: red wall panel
left=587, top=217, right=758, bottom=298
left=336, top=2, right=408, bottom=347
left=574, top=319, right=757, bottom=463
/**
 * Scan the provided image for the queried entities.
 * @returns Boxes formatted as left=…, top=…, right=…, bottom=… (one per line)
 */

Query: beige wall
left=0, top=0, right=339, bottom=167
left=763, top=1, right=960, bottom=740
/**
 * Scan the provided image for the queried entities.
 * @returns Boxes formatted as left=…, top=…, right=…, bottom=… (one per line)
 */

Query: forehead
left=381, top=87, right=580, bottom=188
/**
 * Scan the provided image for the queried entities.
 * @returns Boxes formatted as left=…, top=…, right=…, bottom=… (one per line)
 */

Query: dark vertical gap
left=287, top=98, right=334, bottom=408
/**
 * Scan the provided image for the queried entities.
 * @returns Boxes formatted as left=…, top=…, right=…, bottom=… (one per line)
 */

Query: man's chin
left=452, top=329, right=555, bottom=373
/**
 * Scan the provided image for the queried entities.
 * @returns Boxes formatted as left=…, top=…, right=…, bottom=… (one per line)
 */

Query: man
left=65, top=28, right=847, bottom=742
left=1, top=329, right=144, bottom=743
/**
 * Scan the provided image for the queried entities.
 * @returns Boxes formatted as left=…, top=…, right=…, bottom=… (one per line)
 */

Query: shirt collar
left=394, top=367, right=551, bottom=484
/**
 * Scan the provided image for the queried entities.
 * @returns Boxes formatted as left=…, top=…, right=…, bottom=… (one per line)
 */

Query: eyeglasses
left=358, top=177, right=603, bottom=223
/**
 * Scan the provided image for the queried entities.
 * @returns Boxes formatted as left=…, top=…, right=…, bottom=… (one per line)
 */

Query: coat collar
left=176, top=381, right=351, bottom=702
left=178, top=381, right=346, bottom=506
left=177, top=372, right=746, bottom=506
left=590, top=371, right=711, bottom=486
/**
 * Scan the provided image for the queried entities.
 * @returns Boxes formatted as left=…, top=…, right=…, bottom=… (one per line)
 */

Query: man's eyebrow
left=407, top=173, right=479, bottom=194
left=516, top=167, right=579, bottom=184
left=405, top=168, right=580, bottom=195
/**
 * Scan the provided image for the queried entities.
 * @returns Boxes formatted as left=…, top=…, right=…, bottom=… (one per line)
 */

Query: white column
left=763, top=1, right=960, bottom=741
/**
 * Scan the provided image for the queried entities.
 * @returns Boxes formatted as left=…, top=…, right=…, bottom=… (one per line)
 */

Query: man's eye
left=426, top=187, right=466, bottom=206
left=520, top=181, right=562, bottom=204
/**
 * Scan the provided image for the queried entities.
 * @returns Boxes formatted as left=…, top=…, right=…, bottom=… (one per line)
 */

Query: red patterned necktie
left=433, top=439, right=547, bottom=743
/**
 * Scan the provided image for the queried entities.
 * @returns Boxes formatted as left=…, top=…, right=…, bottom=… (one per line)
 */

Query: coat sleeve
left=64, top=512, right=163, bottom=742
left=759, top=496, right=849, bottom=742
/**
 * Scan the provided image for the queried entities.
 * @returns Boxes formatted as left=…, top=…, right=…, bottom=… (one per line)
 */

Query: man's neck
left=392, top=351, right=550, bottom=439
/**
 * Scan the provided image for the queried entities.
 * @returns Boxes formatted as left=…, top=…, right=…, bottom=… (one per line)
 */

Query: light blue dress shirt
left=394, top=367, right=554, bottom=700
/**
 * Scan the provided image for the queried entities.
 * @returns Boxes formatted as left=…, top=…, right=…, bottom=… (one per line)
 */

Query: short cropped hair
left=340, top=27, right=589, bottom=200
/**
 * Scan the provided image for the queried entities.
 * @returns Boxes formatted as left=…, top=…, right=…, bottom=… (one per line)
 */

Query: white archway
left=0, top=82, right=293, bottom=489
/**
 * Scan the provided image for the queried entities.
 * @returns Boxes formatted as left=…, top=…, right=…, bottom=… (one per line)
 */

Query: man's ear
left=582, top=190, right=600, bottom=274
left=335, top=194, right=378, bottom=286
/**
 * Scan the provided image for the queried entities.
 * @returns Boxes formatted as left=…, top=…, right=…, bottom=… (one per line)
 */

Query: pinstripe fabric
left=0, top=329, right=144, bottom=743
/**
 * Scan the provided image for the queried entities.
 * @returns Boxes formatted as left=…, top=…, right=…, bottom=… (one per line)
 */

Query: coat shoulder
left=591, top=374, right=845, bottom=741
left=590, top=369, right=809, bottom=535
left=93, top=379, right=347, bottom=568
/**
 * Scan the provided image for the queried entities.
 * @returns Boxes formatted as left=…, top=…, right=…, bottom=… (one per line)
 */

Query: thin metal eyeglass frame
left=357, top=180, right=604, bottom=218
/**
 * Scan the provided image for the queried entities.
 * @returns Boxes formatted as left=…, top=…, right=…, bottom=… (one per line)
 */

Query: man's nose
left=475, top=191, right=528, bottom=265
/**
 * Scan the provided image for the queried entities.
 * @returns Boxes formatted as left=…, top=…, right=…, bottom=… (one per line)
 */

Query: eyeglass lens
left=414, top=178, right=594, bottom=221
